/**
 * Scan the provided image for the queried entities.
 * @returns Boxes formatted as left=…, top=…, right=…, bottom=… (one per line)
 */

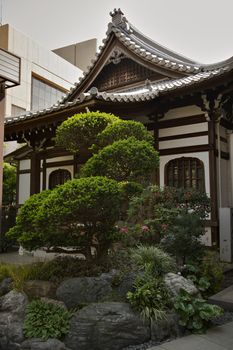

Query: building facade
left=4, top=9, right=233, bottom=250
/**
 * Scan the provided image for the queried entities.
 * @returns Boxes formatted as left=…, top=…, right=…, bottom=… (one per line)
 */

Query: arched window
left=165, top=157, right=205, bottom=191
left=49, top=169, right=71, bottom=190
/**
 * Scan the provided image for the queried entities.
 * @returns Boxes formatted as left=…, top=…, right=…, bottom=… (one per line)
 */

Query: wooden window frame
left=164, top=157, right=205, bottom=191
left=48, top=169, right=71, bottom=190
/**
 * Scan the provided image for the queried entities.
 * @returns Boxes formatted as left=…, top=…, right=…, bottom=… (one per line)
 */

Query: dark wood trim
left=215, top=135, right=228, bottom=144
left=208, top=116, right=219, bottom=245
left=153, top=115, right=160, bottom=186
left=216, top=150, right=230, bottom=160
left=159, top=131, right=208, bottom=142
left=42, top=158, right=46, bottom=190
left=18, top=169, right=31, bottom=174
left=30, top=153, right=40, bottom=195
left=16, top=162, right=19, bottom=206
left=158, top=114, right=206, bottom=129
left=159, top=144, right=210, bottom=156
left=45, top=160, right=74, bottom=168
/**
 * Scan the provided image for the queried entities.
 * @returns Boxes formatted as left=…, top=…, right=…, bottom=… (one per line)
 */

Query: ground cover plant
left=24, top=299, right=72, bottom=340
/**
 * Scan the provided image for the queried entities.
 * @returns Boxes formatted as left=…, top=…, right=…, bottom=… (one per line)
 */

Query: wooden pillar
left=153, top=115, right=160, bottom=186
left=42, top=158, right=46, bottom=190
left=30, top=152, right=40, bottom=195
left=208, top=113, right=219, bottom=245
left=0, top=90, right=5, bottom=235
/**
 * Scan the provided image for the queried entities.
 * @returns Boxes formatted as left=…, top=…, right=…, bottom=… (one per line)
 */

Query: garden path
left=149, top=320, right=233, bottom=350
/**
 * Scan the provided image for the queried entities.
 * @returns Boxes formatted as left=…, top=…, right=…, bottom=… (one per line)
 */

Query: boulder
left=0, top=278, right=12, bottom=296
left=21, top=338, right=70, bottom=350
left=56, top=277, right=112, bottom=308
left=0, top=290, right=28, bottom=350
left=40, top=297, right=67, bottom=310
left=151, top=312, right=182, bottom=342
left=164, top=273, right=199, bottom=298
left=23, top=280, right=56, bottom=298
left=65, top=302, right=150, bottom=350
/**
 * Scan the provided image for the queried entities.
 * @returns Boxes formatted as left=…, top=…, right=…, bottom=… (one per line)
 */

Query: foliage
left=7, top=191, right=51, bottom=250
left=161, top=212, right=205, bottom=264
left=181, top=251, right=224, bottom=297
left=14, top=177, right=122, bottom=259
left=55, top=111, right=119, bottom=153
left=174, top=289, right=223, bottom=333
left=130, top=245, right=175, bottom=277
left=127, top=274, right=171, bottom=321
left=93, top=120, right=154, bottom=151
left=81, top=138, right=159, bottom=184
left=24, top=299, right=72, bottom=340
left=127, top=186, right=210, bottom=247
left=0, top=263, right=36, bottom=291
left=3, top=162, right=16, bottom=205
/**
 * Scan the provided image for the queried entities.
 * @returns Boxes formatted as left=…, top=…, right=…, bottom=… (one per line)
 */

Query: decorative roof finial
left=110, top=8, right=124, bottom=26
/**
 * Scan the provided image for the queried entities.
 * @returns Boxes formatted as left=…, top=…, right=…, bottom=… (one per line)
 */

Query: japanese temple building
left=4, top=9, right=233, bottom=249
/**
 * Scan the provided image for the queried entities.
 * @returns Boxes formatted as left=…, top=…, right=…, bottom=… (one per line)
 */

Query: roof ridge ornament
left=108, top=8, right=131, bottom=33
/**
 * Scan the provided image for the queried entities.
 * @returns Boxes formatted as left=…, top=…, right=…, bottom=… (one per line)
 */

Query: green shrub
left=0, top=263, right=36, bottom=291
left=24, top=300, right=72, bottom=340
left=81, top=138, right=159, bottom=184
left=93, top=120, right=153, bottom=151
left=7, top=191, right=51, bottom=250
left=174, top=289, right=223, bottom=333
left=3, top=162, right=16, bottom=205
left=127, top=274, right=171, bottom=321
left=55, top=111, right=119, bottom=153
left=131, top=245, right=175, bottom=277
left=160, top=212, right=205, bottom=264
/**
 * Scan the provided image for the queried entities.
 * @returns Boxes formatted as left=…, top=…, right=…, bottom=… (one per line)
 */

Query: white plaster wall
left=19, top=159, right=30, bottom=171
left=159, top=152, right=210, bottom=195
left=159, top=136, right=208, bottom=150
left=18, top=173, right=30, bottom=204
left=46, top=155, right=74, bottom=163
left=159, top=122, right=208, bottom=138
left=1, top=25, right=82, bottom=117
left=163, top=105, right=203, bottom=121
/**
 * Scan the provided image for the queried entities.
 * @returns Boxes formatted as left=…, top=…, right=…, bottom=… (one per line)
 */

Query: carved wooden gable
left=91, top=57, right=166, bottom=92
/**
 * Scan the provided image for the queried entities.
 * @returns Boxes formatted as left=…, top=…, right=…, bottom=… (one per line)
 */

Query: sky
left=1, top=0, right=233, bottom=64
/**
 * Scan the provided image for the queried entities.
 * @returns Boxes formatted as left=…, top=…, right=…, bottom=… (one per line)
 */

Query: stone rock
left=116, top=271, right=137, bottom=299
left=65, top=302, right=150, bottom=350
left=164, top=273, right=199, bottom=298
left=40, top=297, right=67, bottom=310
left=0, top=278, right=12, bottom=296
left=151, top=312, right=182, bottom=342
left=56, top=277, right=112, bottom=308
left=23, top=280, right=56, bottom=298
left=21, top=338, right=71, bottom=350
left=0, top=290, right=28, bottom=350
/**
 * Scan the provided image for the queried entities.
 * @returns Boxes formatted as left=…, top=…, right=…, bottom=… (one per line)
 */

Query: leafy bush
left=93, top=120, right=153, bottom=151
left=160, top=212, right=205, bottom=264
left=131, top=245, right=175, bottom=277
left=24, top=300, right=72, bottom=340
left=174, top=289, right=223, bottom=333
left=55, top=111, right=119, bottom=153
left=81, top=138, right=159, bottom=184
left=12, top=177, right=122, bottom=261
left=3, top=162, right=16, bottom=205
left=7, top=191, right=51, bottom=250
left=127, top=274, right=171, bottom=321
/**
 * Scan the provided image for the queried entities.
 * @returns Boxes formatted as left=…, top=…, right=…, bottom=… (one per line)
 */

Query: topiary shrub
left=3, top=162, right=16, bottom=205
left=93, top=120, right=153, bottom=151
left=24, top=299, right=72, bottom=340
left=9, top=177, right=123, bottom=261
left=7, top=190, right=51, bottom=250
left=81, top=138, right=159, bottom=184
left=55, top=111, right=119, bottom=153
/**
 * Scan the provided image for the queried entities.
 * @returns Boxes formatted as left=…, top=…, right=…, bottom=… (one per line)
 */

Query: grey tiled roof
left=5, top=66, right=230, bottom=126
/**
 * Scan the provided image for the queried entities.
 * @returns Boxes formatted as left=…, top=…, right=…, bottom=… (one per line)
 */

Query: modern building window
left=49, top=169, right=71, bottom=190
left=11, top=104, right=26, bottom=117
left=165, top=157, right=205, bottom=191
left=31, top=76, right=65, bottom=111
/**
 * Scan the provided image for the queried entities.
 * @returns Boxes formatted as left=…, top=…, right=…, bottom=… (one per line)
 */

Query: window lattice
left=49, top=169, right=71, bottom=190
left=165, top=157, right=205, bottom=191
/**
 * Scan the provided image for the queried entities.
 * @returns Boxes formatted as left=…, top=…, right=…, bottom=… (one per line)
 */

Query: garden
left=0, top=111, right=228, bottom=350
